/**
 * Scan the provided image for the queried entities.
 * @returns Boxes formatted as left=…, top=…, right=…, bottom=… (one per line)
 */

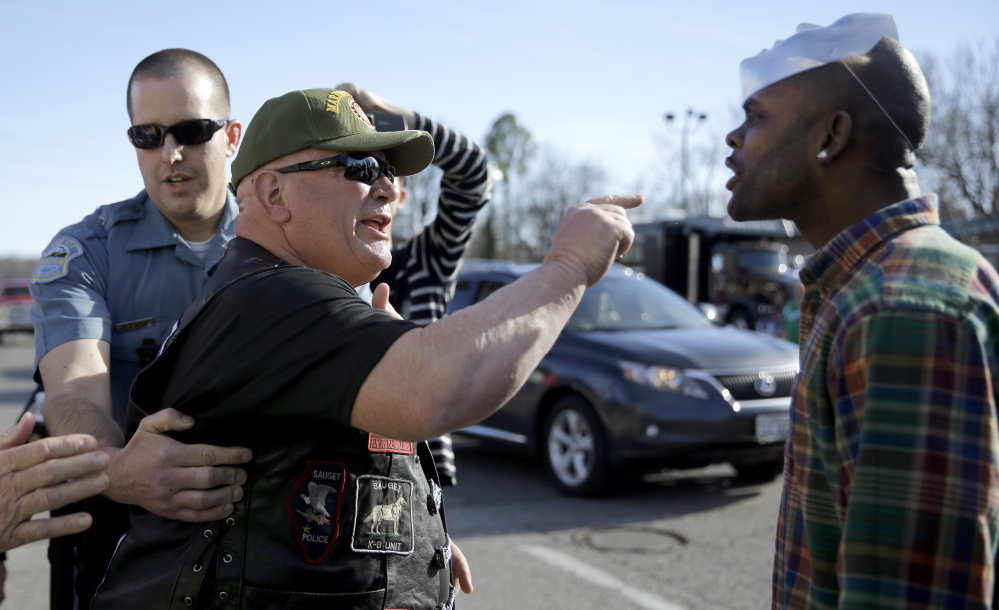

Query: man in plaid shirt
left=725, top=14, right=999, bottom=609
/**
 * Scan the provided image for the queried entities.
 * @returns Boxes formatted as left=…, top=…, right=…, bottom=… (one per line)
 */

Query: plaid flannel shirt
left=774, top=195, right=999, bottom=609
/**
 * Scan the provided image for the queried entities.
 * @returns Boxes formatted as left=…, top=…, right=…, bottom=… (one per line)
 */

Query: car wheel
left=733, top=460, right=783, bottom=482
left=727, top=309, right=753, bottom=330
left=543, top=396, right=609, bottom=497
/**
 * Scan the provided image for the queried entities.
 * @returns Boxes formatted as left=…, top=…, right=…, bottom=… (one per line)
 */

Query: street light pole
left=664, top=109, right=708, bottom=213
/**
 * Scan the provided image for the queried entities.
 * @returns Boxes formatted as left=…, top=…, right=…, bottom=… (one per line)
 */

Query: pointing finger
left=585, top=194, right=644, bottom=210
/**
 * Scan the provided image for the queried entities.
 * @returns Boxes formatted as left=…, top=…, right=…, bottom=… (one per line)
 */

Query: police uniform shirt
left=30, top=190, right=238, bottom=427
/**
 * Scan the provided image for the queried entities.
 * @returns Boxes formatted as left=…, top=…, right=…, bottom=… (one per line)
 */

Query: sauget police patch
left=285, top=460, right=345, bottom=564
left=32, top=237, right=84, bottom=284
left=351, top=476, right=413, bottom=555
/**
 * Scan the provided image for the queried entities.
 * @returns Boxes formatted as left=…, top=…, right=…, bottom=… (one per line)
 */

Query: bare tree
left=637, top=125, right=733, bottom=220
left=917, top=37, right=999, bottom=222
left=505, top=147, right=608, bottom=262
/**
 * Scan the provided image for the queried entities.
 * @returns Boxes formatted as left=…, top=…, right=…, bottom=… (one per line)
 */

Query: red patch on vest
left=285, top=460, right=346, bottom=564
left=367, top=433, right=413, bottom=454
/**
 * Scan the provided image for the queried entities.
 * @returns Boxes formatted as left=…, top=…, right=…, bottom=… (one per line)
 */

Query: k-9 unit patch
left=32, top=237, right=84, bottom=284
left=285, top=460, right=345, bottom=564
left=352, top=476, right=413, bottom=555
left=367, top=433, right=413, bottom=455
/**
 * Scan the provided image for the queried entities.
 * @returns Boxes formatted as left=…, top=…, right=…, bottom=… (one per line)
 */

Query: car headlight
left=618, top=361, right=709, bottom=399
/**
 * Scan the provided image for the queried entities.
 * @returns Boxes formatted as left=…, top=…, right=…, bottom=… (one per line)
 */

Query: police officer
left=90, top=87, right=640, bottom=609
left=29, top=49, right=251, bottom=608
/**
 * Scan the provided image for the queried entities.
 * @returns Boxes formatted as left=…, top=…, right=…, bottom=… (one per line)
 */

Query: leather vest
left=93, top=239, right=454, bottom=610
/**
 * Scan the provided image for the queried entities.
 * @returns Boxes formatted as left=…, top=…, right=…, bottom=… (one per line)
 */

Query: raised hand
left=0, top=413, right=110, bottom=553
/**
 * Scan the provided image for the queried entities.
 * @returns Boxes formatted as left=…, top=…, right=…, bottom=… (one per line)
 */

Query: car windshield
left=565, top=272, right=712, bottom=331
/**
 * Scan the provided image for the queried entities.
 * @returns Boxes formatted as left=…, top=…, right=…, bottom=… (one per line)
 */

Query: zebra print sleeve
left=386, top=112, right=492, bottom=325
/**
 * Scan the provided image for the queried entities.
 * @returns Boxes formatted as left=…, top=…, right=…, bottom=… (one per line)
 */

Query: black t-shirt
left=141, top=265, right=418, bottom=428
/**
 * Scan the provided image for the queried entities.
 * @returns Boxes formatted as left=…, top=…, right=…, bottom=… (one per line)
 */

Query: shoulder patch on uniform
left=31, top=237, right=84, bottom=284
left=352, top=476, right=414, bottom=555
left=286, top=460, right=345, bottom=564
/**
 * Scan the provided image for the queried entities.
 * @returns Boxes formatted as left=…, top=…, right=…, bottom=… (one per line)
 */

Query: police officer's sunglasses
left=127, top=118, right=230, bottom=149
left=275, top=153, right=396, bottom=186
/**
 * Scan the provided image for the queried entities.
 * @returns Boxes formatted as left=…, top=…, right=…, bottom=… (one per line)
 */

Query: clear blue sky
left=1, top=0, right=996, bottom=257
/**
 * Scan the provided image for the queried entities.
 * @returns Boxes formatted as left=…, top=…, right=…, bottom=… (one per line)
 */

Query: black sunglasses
left=276, top=153, right=395, bottom=185
left=127, top=118, right=230, bottom=150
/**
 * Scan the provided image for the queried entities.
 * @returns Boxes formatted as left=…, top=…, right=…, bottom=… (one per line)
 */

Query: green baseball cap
left=231, top=88, right=434, bottom=190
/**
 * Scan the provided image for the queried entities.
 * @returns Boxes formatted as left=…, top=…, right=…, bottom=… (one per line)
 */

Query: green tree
left=510, top=147, right=608, bottom=262
left=484, top=113, right=535, bottom=258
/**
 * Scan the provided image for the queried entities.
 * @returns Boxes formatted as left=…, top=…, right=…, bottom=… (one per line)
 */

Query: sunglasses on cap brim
left=127, top=118, right=230, bottom=150
left=275, top=152, right=396, bottom=186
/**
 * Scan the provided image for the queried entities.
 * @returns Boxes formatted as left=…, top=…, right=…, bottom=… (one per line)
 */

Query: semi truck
left=619, top=214, right=801, bottom=335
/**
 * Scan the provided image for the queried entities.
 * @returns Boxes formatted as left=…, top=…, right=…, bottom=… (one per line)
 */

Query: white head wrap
left=739, top=13, right=898, bottom=100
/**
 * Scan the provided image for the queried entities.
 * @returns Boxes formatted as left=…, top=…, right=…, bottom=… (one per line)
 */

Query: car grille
left=713, top=370, right=796, bottom=400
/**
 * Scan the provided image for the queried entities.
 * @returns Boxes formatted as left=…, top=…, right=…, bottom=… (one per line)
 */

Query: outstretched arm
left=352, top=195, right=640, bottom=440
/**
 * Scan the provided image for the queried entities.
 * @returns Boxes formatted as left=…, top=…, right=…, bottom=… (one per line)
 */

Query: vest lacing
left=183, top=516, right=235, bottom=609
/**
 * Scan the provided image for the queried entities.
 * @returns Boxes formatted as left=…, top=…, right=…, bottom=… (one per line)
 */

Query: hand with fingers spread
left=545, top=194, right=643, bottom=287
left=0, top=412, right=109, bottom=553
left=106, top=408, right=251, bottom=522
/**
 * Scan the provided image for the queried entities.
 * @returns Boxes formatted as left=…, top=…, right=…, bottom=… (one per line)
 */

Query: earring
left=817, top=150, right=829, bottom=161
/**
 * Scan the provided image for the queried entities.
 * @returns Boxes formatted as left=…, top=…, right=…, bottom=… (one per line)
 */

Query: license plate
left=756, top=320, right=780, bottom=336
left=755, top=412, right=789, bottom=444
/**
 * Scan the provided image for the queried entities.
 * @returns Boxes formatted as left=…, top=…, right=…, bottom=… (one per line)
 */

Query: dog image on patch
left=352, top=476, right=414, bottom=554
left=362, top=495, right=408, bottom=536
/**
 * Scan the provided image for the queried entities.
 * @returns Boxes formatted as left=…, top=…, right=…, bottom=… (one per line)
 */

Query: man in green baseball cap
left=230, top=87, right=435, bottom=192
left=92, top=87, right=642, bottom=609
